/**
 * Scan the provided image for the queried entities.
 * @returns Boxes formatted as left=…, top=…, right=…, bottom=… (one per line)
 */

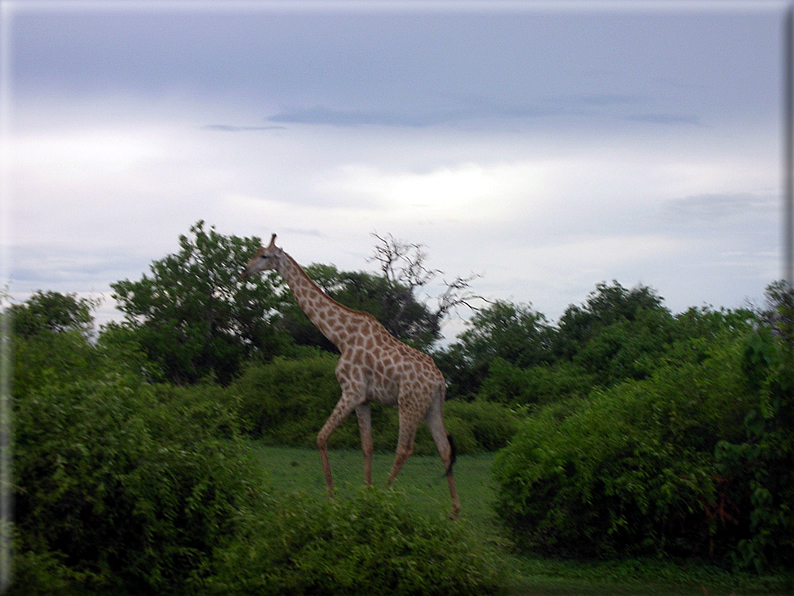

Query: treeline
left=7, top=221, right=794, bottom=591
left=104, top=221, right=472, bottom=386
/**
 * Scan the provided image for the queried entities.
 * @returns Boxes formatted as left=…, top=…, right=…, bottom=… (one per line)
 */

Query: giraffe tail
left=445, top=433, right=457, bottom=477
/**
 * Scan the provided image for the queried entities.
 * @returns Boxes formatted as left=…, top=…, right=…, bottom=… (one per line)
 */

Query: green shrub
left=493, top=331, right=754, bottom=560
left=231, top=354, right=358, bottom=447
left=232, top=357, right=518, bottom=455
left=13, top=342, right=268, bottom=591
left=11, top=331, right=508, bottom=593
left=445, top=399, right=519, bottom=451
left=8, top=543, right=95, bottom=595
left=479, top=358, right=595, bottom=406
left=208, top=487, right=507, bottom=595
left=152, top=381, right=245, bottom=441
left=714, top=326, right=794, bottom=573
left=12, top=330, right=103, bottom=401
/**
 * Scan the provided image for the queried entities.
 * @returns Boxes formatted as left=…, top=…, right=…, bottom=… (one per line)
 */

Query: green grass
left=252, top=444, right=792, bottom=596
left=255, top=445, right=497, bottom=526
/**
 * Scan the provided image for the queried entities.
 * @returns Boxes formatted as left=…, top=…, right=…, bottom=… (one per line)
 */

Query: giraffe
left=241, top=234, right=461, bottom=516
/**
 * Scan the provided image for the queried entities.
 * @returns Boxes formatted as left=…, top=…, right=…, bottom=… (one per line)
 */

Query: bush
left=479, top=358, right=595, bottom=406
left=12, top=330, right=101, bottom=401
left=231, top=354, right=355, bottom=447
left=714, top=326, right=794, bottom=573
left=231, top=356, right=518, bottom=455
left=493, top=330, right=755, bottom=560
left=13, top=334, right=268, bottom=592
left=444, top=399, right=519, bottom=452
left=207, top=487, right=507, bottom=595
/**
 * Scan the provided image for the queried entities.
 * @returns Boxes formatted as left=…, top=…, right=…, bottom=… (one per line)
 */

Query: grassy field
left=252, top=444, right=790, bottom=596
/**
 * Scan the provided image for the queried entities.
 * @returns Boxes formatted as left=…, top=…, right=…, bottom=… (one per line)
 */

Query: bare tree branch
left=368, top=232, right=490, bottom=338
left=369, top=232, right=440, bottom=288
left=437, top=272, right=491, bottom=320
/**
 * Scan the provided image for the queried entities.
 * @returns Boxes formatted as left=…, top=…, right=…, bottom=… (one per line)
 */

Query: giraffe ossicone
left=242, top=234, right=461, bottom=517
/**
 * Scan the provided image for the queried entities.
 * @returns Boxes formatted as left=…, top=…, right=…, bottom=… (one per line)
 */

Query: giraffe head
left=241, top=233, right=283, bottom=279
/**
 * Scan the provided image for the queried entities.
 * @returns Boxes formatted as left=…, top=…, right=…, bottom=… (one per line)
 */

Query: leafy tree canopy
left=436, top=300, right=554, bottom=399
left=456, top=300, right=553, bottom=368
left=555, top=281, right=667, bottom=358
left=758, top=279, right=794, bottom=344
left=9, top=290, right=98, bottom=340
left=111, top=221, right=287, bottom=384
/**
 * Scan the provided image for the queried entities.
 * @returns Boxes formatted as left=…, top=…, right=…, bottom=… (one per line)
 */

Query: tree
left=438, top=300, right=554, bottom=399
left=9, top=291, right=98, bottom=340
left=369, top=233, right=485, bottom=349
left=758, top=279, right=794, bottom=343
left=554, top=281, right=669, bottom=362
left=713, top=280, right=794, bottom=572
left=111, top=221, right=286, bottom=385
left=456, top=300, right=553, bottom=369
left=440, top=282, right=678, bottom=399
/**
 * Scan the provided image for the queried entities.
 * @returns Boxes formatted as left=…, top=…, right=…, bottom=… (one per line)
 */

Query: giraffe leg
left=386, top=408, right=419, bottom=487
left=355, top=404, right=374, bottom=485
left=424, top=395, right=462, bottom=518
left=385, top=449, right=413, bottom=486
left=317, top=393, right=362, bottom=494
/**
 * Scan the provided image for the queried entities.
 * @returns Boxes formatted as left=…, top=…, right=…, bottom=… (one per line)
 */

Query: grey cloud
left=265, top=94, right=647, bottom=129
left=10, top=246, right=150, bottom=288
left=282, top=228, right=325, bottom=238
left=480, top=93, right=643, bottom=119
left=665, top=192, right=778, bottom=222
left=201, top=124, right=286, bottom=132
left=624, top=113, right=706, bottom=126
left=568, top=93, right=642, bottom=107
left=266, top=106, right=461, bottom=128
left=14, top=10, right=778, bottom=133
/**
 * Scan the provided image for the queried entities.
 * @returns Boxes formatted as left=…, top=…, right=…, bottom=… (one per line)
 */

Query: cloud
left=511, top=233, right=688, bottom=280
left=8, top=244, right=151, bottom=303
left=281, top=227, right=325, bottom=238
left=266, top=106, right=459, bottom=128
left=478, top=232, right=692, bottom=322
left=664, top=192, right=778, bottom=222
left=201, top=124, right=285, bottom=132
left=316, top=161, right=544, bottom=227
left=14, top=128, right=166, bottom=182
left=16, top=246, right=146, bottom=277
left=624, top=113, right=706, bottom=126
left=264, top=94, right=647, bottom=129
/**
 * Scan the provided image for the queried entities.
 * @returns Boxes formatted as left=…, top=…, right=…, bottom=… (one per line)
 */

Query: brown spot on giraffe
left=241, top=234, right=461, bottom=517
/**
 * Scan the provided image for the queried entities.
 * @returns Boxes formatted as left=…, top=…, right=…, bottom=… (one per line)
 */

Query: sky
left=1, top=0, right=789, bottom=342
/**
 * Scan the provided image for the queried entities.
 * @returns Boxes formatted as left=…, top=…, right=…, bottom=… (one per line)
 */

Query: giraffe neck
left=276, top=253, right=355, bottom=349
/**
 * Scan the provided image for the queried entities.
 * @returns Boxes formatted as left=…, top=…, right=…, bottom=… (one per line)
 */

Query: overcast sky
left=2, top=0, right=788, bottom=341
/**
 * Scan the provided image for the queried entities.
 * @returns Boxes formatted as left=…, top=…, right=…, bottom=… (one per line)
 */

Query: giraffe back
left=336, top=313, right=445, bottom=409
